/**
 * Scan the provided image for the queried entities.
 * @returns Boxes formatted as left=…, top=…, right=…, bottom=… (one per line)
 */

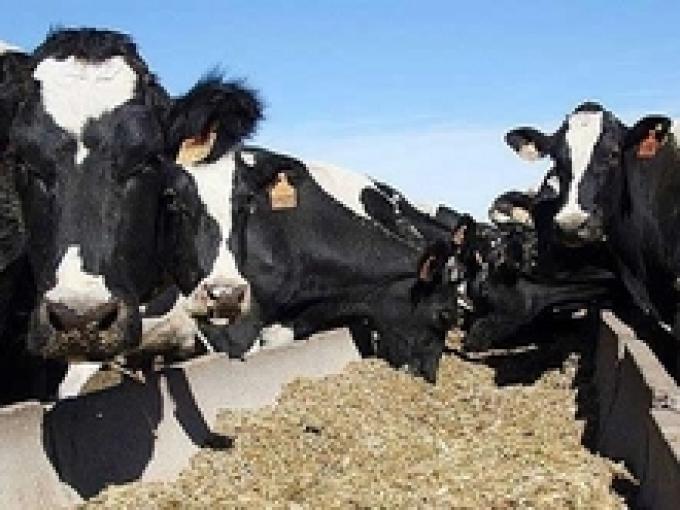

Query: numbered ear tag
left=269, top=172, right=297, bottom=210
left=176, top=130, right=217, bottom=166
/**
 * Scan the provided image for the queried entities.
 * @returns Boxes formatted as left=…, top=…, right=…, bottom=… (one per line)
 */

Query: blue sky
left=3, top=1, right=680, bottom=218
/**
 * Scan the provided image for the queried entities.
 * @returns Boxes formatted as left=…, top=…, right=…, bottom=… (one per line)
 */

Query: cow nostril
left=46, top=302, right=77, bottom=331
left=92, top=301, right=120, bottom=331
left=45, top=300, right=120, bottom=332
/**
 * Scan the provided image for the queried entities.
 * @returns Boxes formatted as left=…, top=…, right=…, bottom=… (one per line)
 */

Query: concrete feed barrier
left=596, top=312, right=680, bottom=509
left=0, top=329, right=360, bottom=508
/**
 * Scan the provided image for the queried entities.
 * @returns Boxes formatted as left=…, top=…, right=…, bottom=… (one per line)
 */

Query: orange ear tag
left=176, top=131, right=217, bottom=166
left=637, top=130, right=661, bottom=159
left=269, top=172, right=297, bottom=210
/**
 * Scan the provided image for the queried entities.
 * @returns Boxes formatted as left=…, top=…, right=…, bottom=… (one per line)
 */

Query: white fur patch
left=306, top=161, right=376, bottom=219
left=556, top=111, right=604, bottom=225
left=260, top=324, right=295, bottom=350
left=519, top=142, right=541, bottom=161
left=181, top=152, right=251, bottom=310
left=240, top=151, right=256, bottom=167
left=670, top=120, right=680, bottom=144
left=0, top=41, right=21, bottom=54
left=58, top=362, right=102, bottom=399
left=489, top=209, right=512, bottom=225
left=414, top=202, right=437, bottom=216
left=141, top=295, right=199, bottom=354
left=45, top=246, right=112, bottom=308
left=545, top=175, right=560, bottom=194
left=33, top=56, right=137, bottom=165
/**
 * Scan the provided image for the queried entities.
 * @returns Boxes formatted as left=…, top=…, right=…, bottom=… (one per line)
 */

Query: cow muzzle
left=554, top=212, right=603, bottom=246
left=186, top=280, right=250, bottom=326
left=29, top=297, right=141, bottom=360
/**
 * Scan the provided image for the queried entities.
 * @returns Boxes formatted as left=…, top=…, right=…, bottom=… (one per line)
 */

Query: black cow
left=0, top=28, right=229, bottom=364
left=504, top=102, right=680, bottom=361
left=439, top=180, right=617, bottom=352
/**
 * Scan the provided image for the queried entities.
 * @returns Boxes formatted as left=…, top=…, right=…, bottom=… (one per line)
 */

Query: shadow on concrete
left=42, top=367, right=231, bottom=499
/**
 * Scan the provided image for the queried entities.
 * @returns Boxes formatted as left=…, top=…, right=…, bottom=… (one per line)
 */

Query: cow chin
left=27, top=299, right=141, bottom=361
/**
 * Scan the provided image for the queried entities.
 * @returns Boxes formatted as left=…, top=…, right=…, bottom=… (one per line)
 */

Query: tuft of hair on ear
left=168, top=70, right=264, bottom=164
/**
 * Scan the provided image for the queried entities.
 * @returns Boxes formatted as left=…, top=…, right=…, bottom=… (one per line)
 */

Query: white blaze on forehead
left=240, top=150, right=256, bottom=166
left=306, top=161, right=376, bottom=219
left=33, top=56, right=137, bottom=165
left=183, top=152, right=247, bottom=288
left=559, top=110, right=604, bottom=219
left=45, top=245, right=112, bottom=307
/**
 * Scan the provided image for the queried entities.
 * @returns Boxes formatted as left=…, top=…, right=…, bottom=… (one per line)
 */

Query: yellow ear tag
left=270, top=172, right=297, bottom=210
left=176, top=130, right=217, bottom=166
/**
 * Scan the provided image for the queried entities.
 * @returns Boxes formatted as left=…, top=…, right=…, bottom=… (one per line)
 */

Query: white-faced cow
left=505, top=102, right=680, bottom=366
left=0, top=28, right=232, bottom=367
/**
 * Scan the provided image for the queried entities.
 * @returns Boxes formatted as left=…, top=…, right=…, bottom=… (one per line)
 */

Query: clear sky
left=3, top=1, right=680, bottom=218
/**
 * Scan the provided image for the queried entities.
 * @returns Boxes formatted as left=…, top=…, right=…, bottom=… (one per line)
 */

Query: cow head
left=505, top=102, right=630, bottom=246
left=505, top=103, right=679, bottom=248
left=166, top=74, right=263, bottom=327
left=4, top=28, right=188, bottom=360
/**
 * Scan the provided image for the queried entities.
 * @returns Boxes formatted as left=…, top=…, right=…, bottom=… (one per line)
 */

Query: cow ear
left=625, top=115, right=673, bottom=158
left=505, top=127, right=551, bottom=161
left=169, top=73, right=264, bottom=165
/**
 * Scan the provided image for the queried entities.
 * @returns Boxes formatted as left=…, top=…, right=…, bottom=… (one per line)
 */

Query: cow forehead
left=553, top=110, right=604, bottom=218
left=33, top=56, right=137, bottom=164
left=564, top=110, right=604, bottom=162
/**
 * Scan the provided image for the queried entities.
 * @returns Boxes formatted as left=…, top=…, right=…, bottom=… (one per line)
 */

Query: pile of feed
left=85, top=325, right=632, bottom=509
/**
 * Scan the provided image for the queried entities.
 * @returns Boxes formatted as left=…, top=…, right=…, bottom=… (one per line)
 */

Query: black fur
left=220, top=147, right=457, bottom=383
left=167, top=73, right=264, bottom=163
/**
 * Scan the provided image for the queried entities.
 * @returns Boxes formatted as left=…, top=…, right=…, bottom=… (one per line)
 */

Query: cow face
left=505, top=103, right=628, bottom=246
left=166, top=75, right=263, bottom=327
left=6, top=29, right=179, bottom=360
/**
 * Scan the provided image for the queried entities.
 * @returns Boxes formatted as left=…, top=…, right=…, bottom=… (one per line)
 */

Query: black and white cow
left=0, top=28, right=227, bottom=365
left=140, top=76, right=460, bottom=380
left=221, top=147, right=458, bottom=381
left=152, top=77, right=458, bottom=381
left=504, top=102, right=680, bottom=359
